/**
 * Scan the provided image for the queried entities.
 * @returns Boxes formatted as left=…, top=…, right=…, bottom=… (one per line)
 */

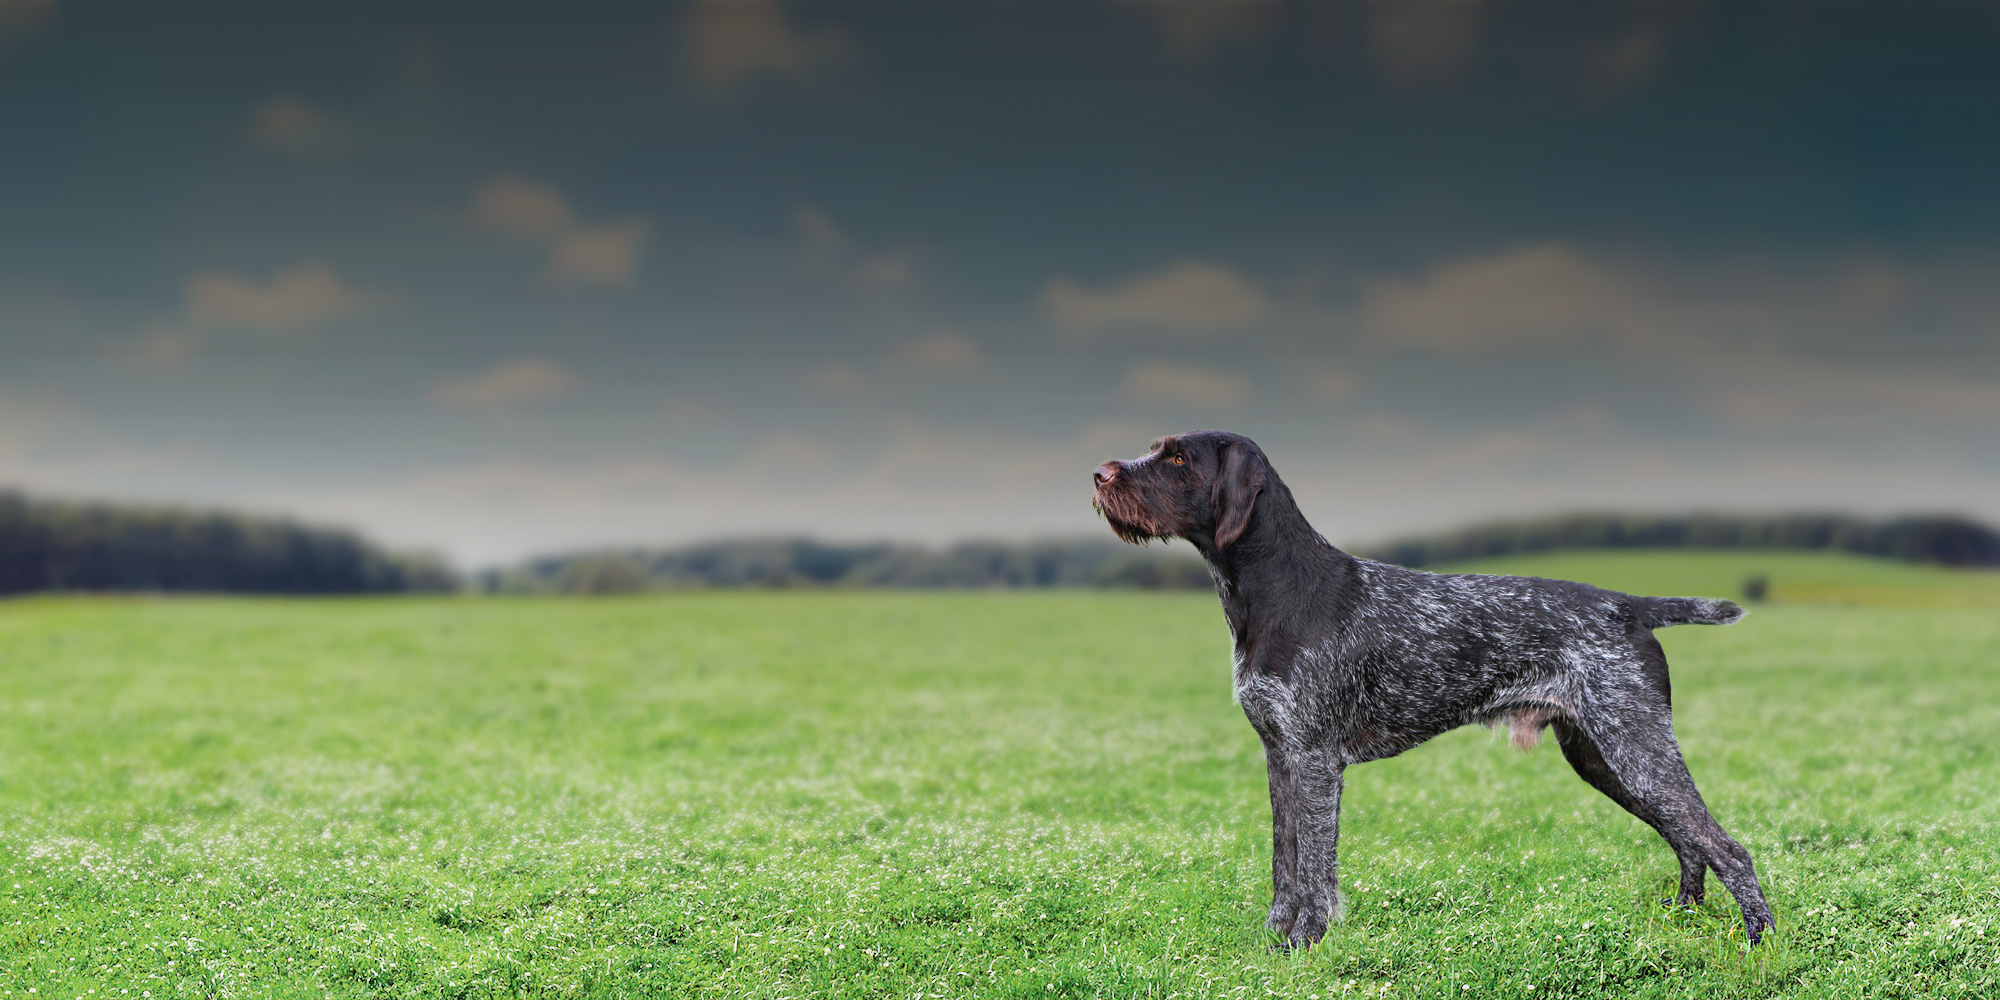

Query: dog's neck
left=1194, top=477, right=1363, bottom=656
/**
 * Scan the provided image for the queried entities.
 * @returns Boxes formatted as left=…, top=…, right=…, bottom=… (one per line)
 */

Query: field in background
left=1444, top=549, right=2000, bottom=609
left=0, top=552, right=1995, bottom=998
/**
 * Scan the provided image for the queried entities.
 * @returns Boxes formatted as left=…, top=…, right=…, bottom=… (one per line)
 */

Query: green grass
left=1440, top=549, right=2000, bottom=609
left=0, top=551, right=1995, bottom=998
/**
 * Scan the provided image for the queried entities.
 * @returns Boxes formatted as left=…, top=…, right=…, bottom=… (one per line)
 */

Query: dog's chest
left=1233, top=640, right=1314, bottom=738
left=1234, top=670, right=1294, bottom=736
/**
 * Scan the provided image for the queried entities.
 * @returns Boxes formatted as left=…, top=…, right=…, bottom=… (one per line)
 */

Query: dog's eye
left=1171, top=455, right=1185, bottom=466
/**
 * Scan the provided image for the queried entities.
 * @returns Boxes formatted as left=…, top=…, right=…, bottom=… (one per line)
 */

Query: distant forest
left=489, top=512, right=2000, bottom=594
left=0, top=491, right=454, bottom=595
left=483, top=538, right=1214, bottom=594
left=1366, top=513, right=2000, bottom=570
left=4, top=486, right=1996, bottom=596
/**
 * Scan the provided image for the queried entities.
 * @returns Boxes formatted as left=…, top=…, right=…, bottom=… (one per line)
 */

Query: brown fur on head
left=1093, top=435, right=1194, bottom=544
left=1094, top=492, right=1170, bottom=545
left=1092, top=431, right=1269, bottom=551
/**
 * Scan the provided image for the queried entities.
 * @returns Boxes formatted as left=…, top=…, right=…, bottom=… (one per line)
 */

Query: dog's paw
left=1284, top=916, right=1327, bottom=950
left=1264, top=899, right=1297, bottom=936
left=1283, top=894, right=1345, bottom=950
left=1745, top=912, right=1777, bottom=946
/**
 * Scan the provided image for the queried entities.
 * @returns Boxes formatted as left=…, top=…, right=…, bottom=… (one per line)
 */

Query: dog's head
left=1092, top=430, right=1269, bottom=550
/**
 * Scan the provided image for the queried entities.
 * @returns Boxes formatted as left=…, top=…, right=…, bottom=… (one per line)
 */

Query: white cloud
left=792, top=206, right=915, bottom=292
left=184, top=261, right=373, bottom=332
left=0, top=391, right=70, bottom=463
left=1702, top=361, right=2000, bottom=431
left=269, top=421, right=1162, bottom=564
left=248, top=95, right=347, bottom=159
left=108, top=262, right=380, bottom=369
left=0, top=391, right=199, bottom=496
left=1271, top=401, right=2000, bottom=553
left=95, top=387, right=2000, bottom=568
left=1366, top=0, right=1484, bottom=90
left=1355, top=243, right=1970, bottom=360
left=793, top=205, right=843, bottom=250
left=888, top=332, right=984, bottom=370
left=547, top=219, right=652, bottom=287
left=0, top=0, right=55, bottom=44
left=1304, top=364, right=1360, bottom=403
left=470, top=175, right=575, bottom=238
left=1582, top=1, right=1694, bottom=98
left=811, top=363, right=866, bottom=397
left=468, top=176, right=650, bottom=288
left=1105, top=0, right=1680, bottom=98
left=853, top=255, right=914, bottom=291
left=1041, top=261, right=1270, bottom=335
left=254, top=404, right=2000, bottom=567
left=1836, top=258, right=1905, bottom=311
left=1121, top=361, right=1251, bottom=410
left=103, top=328, right=199, bottom=371
left=683, top=0, right=849, bottom=94
left=1592, top=21, right=1664, bottom=96
left=429, top=358, right=580, bottom=410
left=1361, top=243, right=1636, bottom=354
left=1114, top=0, right=1281, bottom=61
left=804, top=334, right=988, bottom=398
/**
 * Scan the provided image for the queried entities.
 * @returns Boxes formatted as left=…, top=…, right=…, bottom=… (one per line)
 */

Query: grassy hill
left=0, top=551, right=1994, bottom=997
left=1438, top=549, right=2000, bottom=609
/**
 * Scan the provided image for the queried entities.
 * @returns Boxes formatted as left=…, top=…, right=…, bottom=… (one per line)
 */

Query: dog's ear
left=1211, top=440, right=1267, bottom=550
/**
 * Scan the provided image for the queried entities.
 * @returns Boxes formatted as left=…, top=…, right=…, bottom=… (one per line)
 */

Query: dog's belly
left=1238, top=676, right=1467, bottom=761
left=1336, top=717, right=1453, bottom=763
left=1240, top=640, right=1555, bottom=761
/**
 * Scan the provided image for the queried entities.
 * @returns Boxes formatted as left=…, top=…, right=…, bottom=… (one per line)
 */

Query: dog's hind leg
left=1553, top=718, right=1708, bottom=906
left=1576, top=698, right=1776, bottom=943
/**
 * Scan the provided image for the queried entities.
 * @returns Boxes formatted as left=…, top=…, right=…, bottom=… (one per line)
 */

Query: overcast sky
left=3, top=0, right=1998, bottom=565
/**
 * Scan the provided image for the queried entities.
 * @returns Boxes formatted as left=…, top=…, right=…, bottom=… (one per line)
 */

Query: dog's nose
left=1093, top=461, right=1122, bottom=486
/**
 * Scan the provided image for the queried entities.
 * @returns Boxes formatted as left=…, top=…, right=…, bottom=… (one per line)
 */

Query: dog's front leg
left=1259, top=735, right=1301, bottom=936
left=1285, top=748, right=1346, bottom=949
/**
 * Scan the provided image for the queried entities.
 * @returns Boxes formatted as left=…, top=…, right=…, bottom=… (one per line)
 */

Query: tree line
left=4, top=486, right=1994, bottom=596
left=0, top=491, right=454, bottom=595
left=1361, top=512, right=2000, bottom=569
left=481, top=537, right=1213, bottom=594
left=498, top=512, right=2000, bottom=594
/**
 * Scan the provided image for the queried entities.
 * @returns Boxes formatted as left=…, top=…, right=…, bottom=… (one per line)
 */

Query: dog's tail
left=1635, top=596, right=1746, bottom=628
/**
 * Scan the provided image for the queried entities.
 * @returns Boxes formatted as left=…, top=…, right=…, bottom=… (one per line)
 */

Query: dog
left=1092, top=430, right=1776, bottom=949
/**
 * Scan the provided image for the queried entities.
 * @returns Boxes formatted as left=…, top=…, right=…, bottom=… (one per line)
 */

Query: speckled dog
left=1091, top=430, right=1776, bottom=949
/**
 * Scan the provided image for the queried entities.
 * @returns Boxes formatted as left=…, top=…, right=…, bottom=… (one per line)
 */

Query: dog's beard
left=1094, top=489, right=1168, bottom=545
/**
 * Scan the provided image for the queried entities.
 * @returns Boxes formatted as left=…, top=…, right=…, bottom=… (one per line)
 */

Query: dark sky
left=4, top=0, right=1998, bottom=564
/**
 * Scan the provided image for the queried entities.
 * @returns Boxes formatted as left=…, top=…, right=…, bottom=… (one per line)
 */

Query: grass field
left=1, top=551, right=1996, bottom=998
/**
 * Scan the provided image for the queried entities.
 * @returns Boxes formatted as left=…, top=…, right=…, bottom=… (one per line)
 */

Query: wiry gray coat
left=1092, top=430, right=1776, bottom=949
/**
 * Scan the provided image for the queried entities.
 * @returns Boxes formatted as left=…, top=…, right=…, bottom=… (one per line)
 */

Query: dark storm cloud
left=1, top=1, right=1997, bottom=562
